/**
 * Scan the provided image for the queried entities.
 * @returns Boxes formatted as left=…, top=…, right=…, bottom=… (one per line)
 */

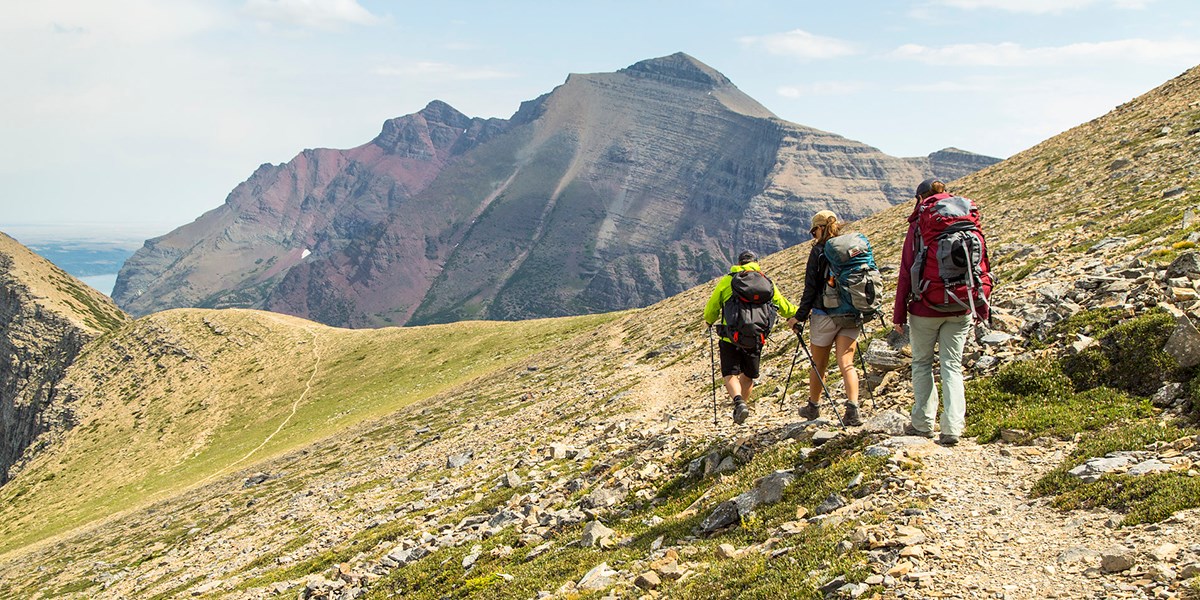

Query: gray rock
left=863, top=411, right=910, bottom=436
left=814, top=493, right=847, bottom=515
left=863, top=445, right=893, bottom=458
left=446, top=452, right=472, bottom=469
left=502, top=471, right=523, bottom=488
left=813, top=430, right=840, bottom=446
left=1058, top=546, right=1101, bottom=564
left=1068, top=455, right=1138, bottom=483
left=975, top=355, right=1000, bottom=370
left=1168, top=252, right=1200, bottom=278
left=1181, top=562, right=1200, bottom=578
left=715, top=455, right=738, bottom=475
left=1164, top=186, right=1187, bottom=198
left=243, top=472, right=270, bottom=487
left=580, top=520, right=614, bottom=548
left=1127, top=459, right=1172, bottom=476
left=864, top=340, right=910, bottom=372
left=1090, top=237, right=1130, bottom=253
left=584, top=487, right=626, bottom=509
left=818, top=576, right=848, bottom=595
left=462, top=545, right=482, bottom=570
left=1164, top=313, right=1200, bottom=368
left=755, top=471, right=797, bottom=505
left=1101, top=547, right=1136, bottom=573
left=700, top=500, right=741, bottom=533
left=838, top=582, right=870, bottom=598
left=980, top=332, right=1013, bottom=345
left=547, top=443, right=569, bottom=460
left=577, top=562, right=618, bottom=591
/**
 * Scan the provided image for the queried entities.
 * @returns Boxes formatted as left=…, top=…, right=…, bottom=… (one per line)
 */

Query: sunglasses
left=810, top=225, right=825, bottom=235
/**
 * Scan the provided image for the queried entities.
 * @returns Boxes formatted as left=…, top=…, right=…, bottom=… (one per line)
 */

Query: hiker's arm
left=703, top=277, right=727, bottom=325
left=893, top=223, right=917, bottom=326
left=772, top=286, right=796, bottom=319
left=795, top=245, right=821, bottom=322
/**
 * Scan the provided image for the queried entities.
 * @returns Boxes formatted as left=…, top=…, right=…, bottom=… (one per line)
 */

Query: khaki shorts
left=809, top=313, right=861, bottom=347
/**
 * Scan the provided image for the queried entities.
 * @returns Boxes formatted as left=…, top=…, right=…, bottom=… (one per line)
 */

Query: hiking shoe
left=798, top=402, right=820, bottom=421
left=842, top=402, right=863, bottom=427
left=732, top=397, right=750, bottom=425
left=903, top=423, right=935, bottom=438
left=938, top=434, right=960, bottom=446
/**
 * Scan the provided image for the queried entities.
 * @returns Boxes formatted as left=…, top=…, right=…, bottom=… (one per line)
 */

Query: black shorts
left=718, top=340, right=760, bottom=379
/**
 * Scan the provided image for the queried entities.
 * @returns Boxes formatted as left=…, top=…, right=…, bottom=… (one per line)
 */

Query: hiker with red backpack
left=790, top=210, right=881, bottom=427
left=704, top=250, right=797, bottom=424
left=894, top=179, right=993, bottom=446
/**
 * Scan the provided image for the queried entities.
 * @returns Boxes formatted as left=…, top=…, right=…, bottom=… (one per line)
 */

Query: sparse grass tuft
left=1031, top=422, right=1200, bottom=525
left=965, top=360, right=1154, bottom=443
left=1058, top=309, right=1180, bottom=395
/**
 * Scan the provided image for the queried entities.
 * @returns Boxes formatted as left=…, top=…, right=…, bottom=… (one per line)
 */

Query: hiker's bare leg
left=836, top=335, right=859, bottom=405
left=725, top=374, right=753, bottom=402
left=808, top=344, right=831, bottom=404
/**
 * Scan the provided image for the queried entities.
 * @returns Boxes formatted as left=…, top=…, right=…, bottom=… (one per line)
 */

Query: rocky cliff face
left=114, top=53, right=998, bottom=328
left=0, top=233, right=127, bottom=484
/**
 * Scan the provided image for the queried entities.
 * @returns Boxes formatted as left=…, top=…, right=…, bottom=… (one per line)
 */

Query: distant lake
left=2, top=226, right=153, bottom=299
left=79, top=273, right=120, bottom=296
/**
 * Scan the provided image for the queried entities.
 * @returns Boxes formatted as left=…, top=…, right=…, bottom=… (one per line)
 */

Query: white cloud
left=243, top=0, right=380, bottom=30
left=739, top=29, right=860, bottom=61
left=891, top=38, right=1200, bottom=66
left=777, top=81, right=871, bottom=98
left=374, top=61, right=515, bottom=81
left=926, top=0, right=1152, bottom=13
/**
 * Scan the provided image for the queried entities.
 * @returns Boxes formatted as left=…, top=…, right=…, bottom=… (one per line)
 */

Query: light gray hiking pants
left=909, top=313, right=971, bottom=437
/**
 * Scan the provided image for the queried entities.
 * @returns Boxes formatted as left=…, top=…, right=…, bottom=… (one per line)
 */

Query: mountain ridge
left=113, top=53, right=998, bottom=328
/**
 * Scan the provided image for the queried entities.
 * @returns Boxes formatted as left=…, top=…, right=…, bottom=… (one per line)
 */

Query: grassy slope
left=0, top=308, right=619, bottom=555
left=0, top=232, right=128, bottom=334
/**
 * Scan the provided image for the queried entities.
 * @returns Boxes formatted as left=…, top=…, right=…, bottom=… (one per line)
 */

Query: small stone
left=634, top=571, right=661, bottom=591
left=1102, top=547, right=1137, bottom=573
left=813, top=430, right=840, bottom=446
left=502, top=471, right=523, bottom=488
left=577, top=563, right=617, bottom=591
left=1180, top=563, right=1200, bottom=579
left=1150, top=543, right=1180, bottom=562
left=446, top=452, right=472, bottom=469
left=814, top=493, right=847, bottom=516
left=580, top=521, right=614, bottom=548
left=717, top=543, right=739, bottom=560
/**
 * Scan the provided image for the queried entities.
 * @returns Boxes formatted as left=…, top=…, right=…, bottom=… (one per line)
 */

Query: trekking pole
left=707, top=325, right=718, bottom=426
left=778, top=328, right=803, bottom=410
left=797, top=329, right=847, bottom=428
left=855, top=324, right=880, bottom=412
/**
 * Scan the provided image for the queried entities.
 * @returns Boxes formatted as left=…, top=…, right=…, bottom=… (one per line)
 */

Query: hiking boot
left=903, top=423, right=935, bottom=438
left=938, top=434, right=960, bottom=446
left=798, top=402, right=820, bottom=421
left=842, top=402, right=863, bottom=427
left=732, top=396, right=750, bottom=425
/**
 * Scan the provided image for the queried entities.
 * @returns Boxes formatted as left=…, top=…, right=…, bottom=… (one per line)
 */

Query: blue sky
left=3, top=0, right=1200, bottom=235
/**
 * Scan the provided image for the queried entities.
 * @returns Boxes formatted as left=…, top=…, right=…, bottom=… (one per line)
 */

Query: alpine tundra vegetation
left=3, top=63, right=1200, bottom=600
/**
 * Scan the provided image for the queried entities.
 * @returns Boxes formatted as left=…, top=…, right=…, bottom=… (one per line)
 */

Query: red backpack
left=909, top=194, right=993, bottom=319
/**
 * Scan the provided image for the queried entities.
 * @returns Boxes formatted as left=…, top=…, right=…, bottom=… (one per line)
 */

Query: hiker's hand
left=894, top=324, right=905, bottom=335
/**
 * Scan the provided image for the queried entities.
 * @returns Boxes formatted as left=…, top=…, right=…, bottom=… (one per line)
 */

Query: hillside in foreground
left=1, top=66, right=1200, bottom=598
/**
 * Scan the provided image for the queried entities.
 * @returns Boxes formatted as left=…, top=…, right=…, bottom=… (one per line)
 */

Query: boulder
left=863, top=411, right=909, bottom=436
left=580, top=521, right=614, bottom=548
left=1164, top=312, right=1200, bottom=368
left=577, top=563, right=618, bottom=591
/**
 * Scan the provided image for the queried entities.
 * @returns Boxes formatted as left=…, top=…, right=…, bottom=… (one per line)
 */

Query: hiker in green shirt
left=704, top=251, right=797, bottom=424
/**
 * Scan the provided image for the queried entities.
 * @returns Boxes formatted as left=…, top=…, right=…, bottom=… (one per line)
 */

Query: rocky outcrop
left=907, top=147, right=1002, bottom=184
left=0, top=233, right=126, bottom=484
left=114, top=53, right=999, bottom=328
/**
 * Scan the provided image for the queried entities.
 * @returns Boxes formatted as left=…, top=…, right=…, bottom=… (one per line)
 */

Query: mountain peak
left=619, top=52, right=732, bottom=88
